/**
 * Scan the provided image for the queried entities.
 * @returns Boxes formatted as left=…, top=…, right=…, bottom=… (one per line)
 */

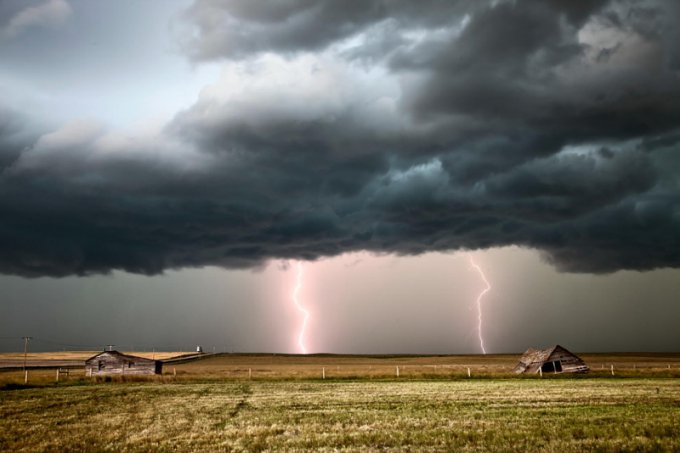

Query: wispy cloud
left=2, top=0, right=72, bottom=39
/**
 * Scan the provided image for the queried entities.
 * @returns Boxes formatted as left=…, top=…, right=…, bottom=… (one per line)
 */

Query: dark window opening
left=98, top=361, right=105, bottom=370
left=128, top=362, right=133, bottom=368
left=541, top=361, right=562, bottom=373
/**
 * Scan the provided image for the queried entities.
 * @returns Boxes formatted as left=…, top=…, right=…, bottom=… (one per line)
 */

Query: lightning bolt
left=292, top=261, right=310, bottom=354
left=469, top=255, right=490, bottom=354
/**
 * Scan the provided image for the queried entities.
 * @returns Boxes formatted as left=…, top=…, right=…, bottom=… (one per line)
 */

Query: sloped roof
left=517, top=345, right=559, bottom=366
left=85, top=350, right=157, bottom=364
left=514, top=344, right=587, bottom=373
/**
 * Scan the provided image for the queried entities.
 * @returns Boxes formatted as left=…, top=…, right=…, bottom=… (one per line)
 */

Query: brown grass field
left=1, top=353, right=679, bottom=451
left=0, top=350, right=186, bottom=364
left=168, top=352, right=680, bottom=380
left=1, top=352, right=679, bottom=381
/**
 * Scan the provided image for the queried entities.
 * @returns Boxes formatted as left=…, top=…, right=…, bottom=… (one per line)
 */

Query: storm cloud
left=0, top=0, right=679, bottom=277
left=0, top=0, right=72, bottom=40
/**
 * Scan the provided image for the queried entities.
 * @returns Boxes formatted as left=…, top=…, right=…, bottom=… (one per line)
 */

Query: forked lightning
left=292, top=261, right=310, bottom=354
left=469, top=256, right=491, bottom=354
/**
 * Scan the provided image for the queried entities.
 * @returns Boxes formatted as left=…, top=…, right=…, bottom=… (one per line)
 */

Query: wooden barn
left=85, top=350, right=162, bottom=376
left=513, top=345, right=589, bottom=374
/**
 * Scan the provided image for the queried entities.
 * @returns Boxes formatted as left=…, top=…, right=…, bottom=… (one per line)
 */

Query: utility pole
left=22, top=336, right=32, bottom=371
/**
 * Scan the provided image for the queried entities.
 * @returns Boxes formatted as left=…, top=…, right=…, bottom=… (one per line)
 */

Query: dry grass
left=0, top=351, right=187, bottom=362
left=166, top=353, right=680, bottom=380
left=1, top=354, right=678, bottom=451
left=0, top=379, right=678, bottom=451
left=1, top=353, right=679, bottom=386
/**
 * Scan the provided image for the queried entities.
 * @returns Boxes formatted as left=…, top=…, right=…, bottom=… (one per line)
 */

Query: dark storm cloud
left=0, top=107, right=34, bottom=171
left=180, top=0, right=480, bottom=61
left=180, top=0, right=612, bottom=62
left=1, top=0, right=679, bottom=277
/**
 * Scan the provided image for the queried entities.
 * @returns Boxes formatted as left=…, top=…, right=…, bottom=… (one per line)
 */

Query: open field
left=1, top=378, right=678, bottom=451
left=0, top=354, right=678, bottom=451
left=167, top=353, right=680, bottom=380
left=0, top=351, right=189, bottom=369
left=1, top=352, right=679, bottom=380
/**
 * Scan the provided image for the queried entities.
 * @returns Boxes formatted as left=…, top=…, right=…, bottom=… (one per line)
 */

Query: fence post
left=396, top=366, right=400, bottom=378
left=467, top=367, right=471, bottom=378
left=24, top=370, right=28, bottom=384
left=611, top=365, right=614, bottom=376
left=322, top=367, right=325, bottom=380
left=56, top=369, right=60, bottom=382
left=539, top=368, right=543, bottom=378
left=249, top=368, right=252, bottom=379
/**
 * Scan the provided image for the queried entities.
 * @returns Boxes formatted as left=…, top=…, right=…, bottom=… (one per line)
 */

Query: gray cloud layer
left=1, top=0, right=679, bottom=277
left=0, top=0, right=71, bottom=39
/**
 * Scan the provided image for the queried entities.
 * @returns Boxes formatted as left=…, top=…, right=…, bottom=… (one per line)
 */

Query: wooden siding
left=514, top=345, right=589, bottom=374
left=85, top=351, right=162, bottom=376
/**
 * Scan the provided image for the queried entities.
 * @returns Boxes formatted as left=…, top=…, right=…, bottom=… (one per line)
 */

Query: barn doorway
left=541, top=360, right=562, bottom=373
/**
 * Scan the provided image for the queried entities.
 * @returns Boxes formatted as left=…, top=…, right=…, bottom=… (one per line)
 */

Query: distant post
left=22, top=336, right=32, bottom=371
left=249, top=368, right=252, bottom=379
left=611, top=365, right=614, bottom=376
left=396, top=366, right=400, bottom=377
left=467, top=367, right=471, bottom=378
left=322, top=367, right=325, bottom=380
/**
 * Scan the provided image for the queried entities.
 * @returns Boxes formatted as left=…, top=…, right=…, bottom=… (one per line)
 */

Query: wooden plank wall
left=85, top=352, right=161, bottom=376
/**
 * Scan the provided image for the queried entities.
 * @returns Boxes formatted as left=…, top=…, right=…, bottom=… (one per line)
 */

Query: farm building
left=513, top=345, right=589, bottom=374
left=85, top=350, right=162, bottom=376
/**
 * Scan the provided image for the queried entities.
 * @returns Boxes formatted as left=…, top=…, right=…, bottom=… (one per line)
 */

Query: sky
left=1, top=0, right=679, bottom=354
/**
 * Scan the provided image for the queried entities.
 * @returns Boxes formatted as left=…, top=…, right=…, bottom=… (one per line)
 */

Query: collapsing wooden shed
left=513, top=345, right=589, bottom=374
left=85, top=350, right=162, bottom=376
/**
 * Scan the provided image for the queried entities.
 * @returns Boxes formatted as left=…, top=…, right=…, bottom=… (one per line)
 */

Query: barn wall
left=85, top=352, right=161, bottom=376
left=514, top=346, right=589, bottom=374
left=548, top=347, right=589, bottom=373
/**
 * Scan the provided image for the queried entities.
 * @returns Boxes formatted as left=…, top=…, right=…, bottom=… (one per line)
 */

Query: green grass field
left=1, top=354, right=679, bottom=451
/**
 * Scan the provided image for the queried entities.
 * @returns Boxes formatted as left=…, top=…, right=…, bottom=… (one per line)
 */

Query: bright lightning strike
left=292, top=261, right=310, bottom=354
left=469, top=256, right=491, bottom=354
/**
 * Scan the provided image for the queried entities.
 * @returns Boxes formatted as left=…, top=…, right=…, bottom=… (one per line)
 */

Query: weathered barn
left=85, top=350, right=162, bottom=376
left=513, top=345, right=589, bottom=374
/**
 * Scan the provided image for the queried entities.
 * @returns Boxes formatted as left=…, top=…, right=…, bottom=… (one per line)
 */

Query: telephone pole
left=22, top=336, right=32, bottom=371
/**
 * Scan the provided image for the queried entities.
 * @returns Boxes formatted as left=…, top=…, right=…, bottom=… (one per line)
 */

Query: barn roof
left=514, top=344, right=588, bottom=374
left=517, top=345, right=560, bottom=365
left=85, top=350, right=158, bottom=364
